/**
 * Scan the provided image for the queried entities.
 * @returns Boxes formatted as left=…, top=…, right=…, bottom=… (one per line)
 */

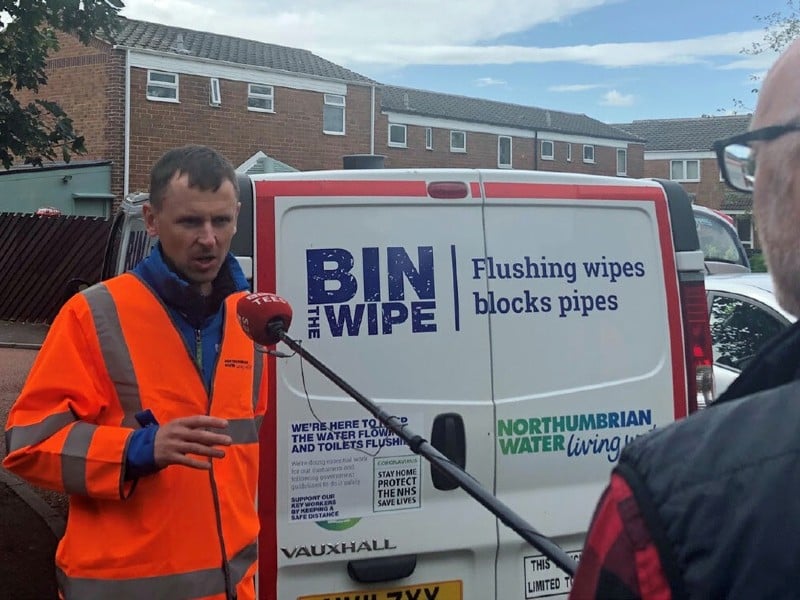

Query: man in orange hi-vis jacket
left=3, top=145, right=267, bottom=599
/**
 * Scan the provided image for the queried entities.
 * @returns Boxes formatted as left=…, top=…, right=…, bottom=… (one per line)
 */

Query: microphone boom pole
left=268, top=321, right=578, bottom=577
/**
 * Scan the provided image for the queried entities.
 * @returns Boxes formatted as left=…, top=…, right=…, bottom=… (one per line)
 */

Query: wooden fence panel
left=0, top=213, right=111, bottom=323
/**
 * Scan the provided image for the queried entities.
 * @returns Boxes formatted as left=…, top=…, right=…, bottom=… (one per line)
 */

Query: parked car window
left=709, top=293, right=786, bottom=370
left=693, top=206, right=750, bottom=273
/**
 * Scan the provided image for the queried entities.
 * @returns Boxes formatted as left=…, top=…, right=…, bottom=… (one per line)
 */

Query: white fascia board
left=383, top=110, right=632, bottom=148
left=127, top=49, right=348, bottom=95
left=236, top=151, right=267, bottom=173
left=644, top=150, right=717, bottom=160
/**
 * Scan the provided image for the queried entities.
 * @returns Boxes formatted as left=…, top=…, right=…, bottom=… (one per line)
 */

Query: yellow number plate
left=298, top=579, right=462, bottom=600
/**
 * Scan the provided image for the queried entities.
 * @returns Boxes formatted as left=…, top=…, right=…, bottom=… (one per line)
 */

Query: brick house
left=378, top=86, right=645, bottom=176
left=26, top=17, right=646, bottom=210
left=614, top=115, right=754, bottom=248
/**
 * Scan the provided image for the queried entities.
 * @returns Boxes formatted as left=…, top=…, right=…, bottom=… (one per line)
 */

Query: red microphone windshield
left=236, top=292, right=293, bottom=346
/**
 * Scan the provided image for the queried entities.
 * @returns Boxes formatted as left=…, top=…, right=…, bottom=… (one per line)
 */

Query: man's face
left=751, top=48, right=800, bottom=316
left=143, top=173, right=240, bottom=294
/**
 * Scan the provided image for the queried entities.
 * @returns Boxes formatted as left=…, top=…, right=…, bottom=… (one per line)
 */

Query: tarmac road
left=0, top=346, right=68, bottom=516
left=1, top=344, right=66, bottom=599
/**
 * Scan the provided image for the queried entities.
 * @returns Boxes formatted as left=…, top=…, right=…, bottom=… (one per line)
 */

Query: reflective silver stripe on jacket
left=251, top=346, right=263, bottom=413
left=5, top=410, right=77, bottom=454
left=252, top=345, right=264, bottom=433
left=82, top=283, right=142, bottom=428
left=57, top=541, right=258, bottom=599
left=61, top=422, right=98, bottom=496
left=226, top=419, right=259, bottom=445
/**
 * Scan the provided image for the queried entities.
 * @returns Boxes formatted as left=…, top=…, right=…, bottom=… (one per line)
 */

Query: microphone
left=236, top=292, right=293, bottom=346
left=232, top=291, right=578, bottom=576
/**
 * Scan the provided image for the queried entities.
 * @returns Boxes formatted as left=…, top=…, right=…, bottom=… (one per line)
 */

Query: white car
left=706, top=273, right=795, bottom=398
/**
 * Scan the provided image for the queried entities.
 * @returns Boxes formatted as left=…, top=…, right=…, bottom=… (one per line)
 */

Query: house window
left=583, top=145, right=595, bottom=163
left=541, top=140, right=554, bottom=160
left=734, top=214, right=753, bottom=248
left=209, top=78, right=221, bottom=106
left=450, top=130, right=466, bottom=152
left=566, top=144, right=572, bottom=162
left=388, top=124, right=407, bottom=148
left=323, top=94, right=345, bottom=135
left=498, top=136, right=512, bottom=168
left=425, top=127, right=433, bottom=150
left=617, top=148, right=627, bottom=176
left=146, top=71, right=179, bottom=102
left=670, top=159, right=700, bottom=181
left=247, top=84, right=274, bottom=112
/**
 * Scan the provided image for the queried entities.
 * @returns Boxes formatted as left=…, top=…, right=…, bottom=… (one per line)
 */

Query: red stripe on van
left=255, top=190, right=279, bottom=597
left=481, top=182, right=666, bottom=202
left=255, top=179, right=429, bottom=197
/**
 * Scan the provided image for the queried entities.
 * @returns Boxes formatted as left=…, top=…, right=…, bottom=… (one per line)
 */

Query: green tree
left=746, top=0, right=800, bottom=60
left=730, top=0, right=800, bottom=111
left=0, top=0, right=123, bottom=169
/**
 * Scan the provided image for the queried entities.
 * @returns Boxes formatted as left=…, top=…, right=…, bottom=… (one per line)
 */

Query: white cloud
left=119, top=1, right=766, bottom=70
left=120, top=0, right=617, bottom=54
left=475, top=77, right=507, bottom=87
left=600, top=90, right=634, bottom=106
left=548, top=83, right=608, bottom=92
left=718, top=54, right=779, bottom=70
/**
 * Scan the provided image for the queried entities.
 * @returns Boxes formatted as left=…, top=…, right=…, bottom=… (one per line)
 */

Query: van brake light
left=427, top=181, right=469, bottom=199
left=679, top=278, right=715, bottom=412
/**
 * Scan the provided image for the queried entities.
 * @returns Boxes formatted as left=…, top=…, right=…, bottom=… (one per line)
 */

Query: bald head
left=753, top=38, right=800, bottom=129
left=750, top=37, right=800, bottom=317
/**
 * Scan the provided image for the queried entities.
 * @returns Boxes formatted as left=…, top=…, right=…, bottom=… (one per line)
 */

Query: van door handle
left=347, top=555, right=417, bottom=583
left=430, top=412, right=466, bottom=491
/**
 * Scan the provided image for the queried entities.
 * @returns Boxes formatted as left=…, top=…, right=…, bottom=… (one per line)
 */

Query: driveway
left=1, top=346, right=65, bottom=599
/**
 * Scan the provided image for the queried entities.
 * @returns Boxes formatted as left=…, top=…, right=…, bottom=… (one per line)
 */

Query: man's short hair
left=149, top=145, right=239, bottom=210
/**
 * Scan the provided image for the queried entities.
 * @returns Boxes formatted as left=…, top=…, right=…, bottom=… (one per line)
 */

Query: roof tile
left=612, top=115, right=752, bottom=151
left=382, top=86, right=644, bottom=141
left=114, top=17, right=375, bottom=85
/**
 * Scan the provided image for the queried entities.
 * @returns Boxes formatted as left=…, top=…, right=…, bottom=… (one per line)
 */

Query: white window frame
left=146, top=71, right=179, bottom=102
left=425, top=127, right=433, bottom=150
left=247, top=84, right=274, bottom=113
left=388, top=123, right=407, bottom=148
left=616, top=148, right=627, bottom=176
left=541, top=140, right=554, bottom=160
left=566, top=143, right=572, bottom=162
left=450, top=130, right=466, bottom=153
left=498, top=136, right=512, bottom=168
left=670, top=159, right=700, bottom=182
left=583, top=145, right=595, bottom=163
left=209, top=78, right=221, bottom=106
left=323, top=93, right=346, bottom=135
left=729, top=212, right=754, bottom=248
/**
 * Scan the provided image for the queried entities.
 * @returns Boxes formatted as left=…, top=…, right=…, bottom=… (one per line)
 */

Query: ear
left=142, top=202, right=159, bottom=238
left=233, top=201, right=241, bottom=234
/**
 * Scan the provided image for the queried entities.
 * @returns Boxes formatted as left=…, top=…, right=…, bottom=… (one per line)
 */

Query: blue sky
left=121, top=0, right=791, bottom=123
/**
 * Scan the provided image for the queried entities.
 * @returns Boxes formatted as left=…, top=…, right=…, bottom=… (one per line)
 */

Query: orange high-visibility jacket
left=3, top=273, right=267, bottom=599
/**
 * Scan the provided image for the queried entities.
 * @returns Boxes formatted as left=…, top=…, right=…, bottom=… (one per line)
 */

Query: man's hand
left=154, top=416, right=232, bottom=470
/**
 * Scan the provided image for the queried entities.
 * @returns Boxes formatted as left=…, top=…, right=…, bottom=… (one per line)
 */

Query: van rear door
left=254, top=171, right=498, bottom=599
left=478, top=171, right=688, bottom=599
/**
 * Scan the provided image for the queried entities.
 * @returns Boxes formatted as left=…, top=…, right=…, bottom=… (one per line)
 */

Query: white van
left=101, top=168, right=712, bottom=600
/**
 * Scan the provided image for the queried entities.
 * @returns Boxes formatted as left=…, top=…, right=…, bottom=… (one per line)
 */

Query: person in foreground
left=570, top=38, right=800, bottom=599
left=3, top=145, right=266, bottom=599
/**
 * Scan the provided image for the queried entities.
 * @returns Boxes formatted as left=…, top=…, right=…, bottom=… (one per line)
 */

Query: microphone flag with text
left=235, top=292, right=578, bottom=577
left=236, top=292, right=292, bottom=346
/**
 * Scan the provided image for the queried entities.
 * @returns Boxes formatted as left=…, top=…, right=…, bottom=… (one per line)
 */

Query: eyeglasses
left=713, top=122, right=800, bottom=193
